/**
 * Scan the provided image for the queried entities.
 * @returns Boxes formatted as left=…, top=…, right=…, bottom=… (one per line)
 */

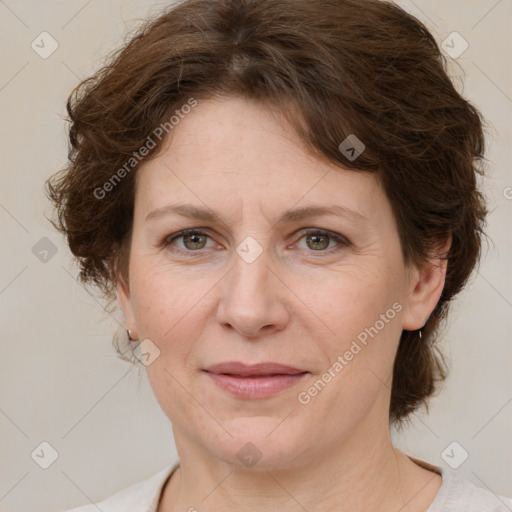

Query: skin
left=117, top=95, right=449, bottom=512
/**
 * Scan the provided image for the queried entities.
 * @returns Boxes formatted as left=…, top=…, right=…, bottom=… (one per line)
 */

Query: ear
left=401, top=236, right=452, bottom=331
left=116, top=276, right=139, bottom=340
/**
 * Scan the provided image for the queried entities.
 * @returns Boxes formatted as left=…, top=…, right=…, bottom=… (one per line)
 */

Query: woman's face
left=117, top=96, right=436, bottom=470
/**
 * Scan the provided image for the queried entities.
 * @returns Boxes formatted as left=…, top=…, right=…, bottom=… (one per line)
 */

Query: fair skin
left=117, top=95, right=449, bottom=512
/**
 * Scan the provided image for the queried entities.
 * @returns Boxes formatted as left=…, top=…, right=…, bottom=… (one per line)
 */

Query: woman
left=47, top=0, right=511, bottom=510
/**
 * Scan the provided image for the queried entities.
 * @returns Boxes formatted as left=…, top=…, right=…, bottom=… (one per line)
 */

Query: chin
left=201, top=415, right=315, bottom=471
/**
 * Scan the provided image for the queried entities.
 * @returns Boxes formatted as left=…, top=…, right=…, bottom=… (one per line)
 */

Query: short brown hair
left=46, top=0, right=487, bottom=425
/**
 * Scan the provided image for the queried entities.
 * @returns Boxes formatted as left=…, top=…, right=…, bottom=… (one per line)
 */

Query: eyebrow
left=144, top=203, right=367, bottom=226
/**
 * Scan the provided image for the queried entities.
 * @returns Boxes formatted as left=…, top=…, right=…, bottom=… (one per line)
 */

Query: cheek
left=128, top=257, right=220, bottom=389
left=295, top=276, right=403, bottom=436
left=130, top=257, right=205, bottom=335
left=303, top=264, right=402, bottom=342
left=129, top=265, right=202, bottom=413
left=304, top=264, right=405, bottom=398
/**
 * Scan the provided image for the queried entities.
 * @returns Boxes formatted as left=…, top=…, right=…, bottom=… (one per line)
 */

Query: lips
left=204, top=361, right=306, bottom=377
left=203, top=362, right=309, bottom=399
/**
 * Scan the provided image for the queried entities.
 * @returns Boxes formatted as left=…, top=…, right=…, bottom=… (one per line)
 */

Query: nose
left=216, top=243, right=290, bottom=339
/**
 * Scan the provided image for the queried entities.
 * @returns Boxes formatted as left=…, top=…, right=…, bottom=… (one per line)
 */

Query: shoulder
left=59, top=463, right=177, bottom=512
left=429, top=470, right=512, bottom=512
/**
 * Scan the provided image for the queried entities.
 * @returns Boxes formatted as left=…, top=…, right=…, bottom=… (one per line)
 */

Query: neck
left=159, top=418, right=441, bottom=512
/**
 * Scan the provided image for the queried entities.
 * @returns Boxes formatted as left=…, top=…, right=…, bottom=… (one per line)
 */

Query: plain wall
left=0, top=1, right=510, bottom=510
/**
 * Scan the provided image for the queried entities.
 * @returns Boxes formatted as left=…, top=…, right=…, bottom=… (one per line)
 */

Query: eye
left=162, top=228, right=350, bottom=257
left=294, top=228, right=350, bottom=254
left=162, top=229, right=215, bottom=256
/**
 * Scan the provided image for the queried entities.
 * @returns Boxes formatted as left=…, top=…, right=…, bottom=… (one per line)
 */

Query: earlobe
left=116, top=278, right=139, bottom=340
left=401, top=237, right=451, bottom=332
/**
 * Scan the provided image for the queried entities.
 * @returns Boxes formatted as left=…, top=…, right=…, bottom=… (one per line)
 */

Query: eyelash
left=161, top=228, right=350, bottom=258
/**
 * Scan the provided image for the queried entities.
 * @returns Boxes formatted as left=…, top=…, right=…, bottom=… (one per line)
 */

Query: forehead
left=141, top=96, right=320, bottom=176
left=134, top=96, right=387, bottom=226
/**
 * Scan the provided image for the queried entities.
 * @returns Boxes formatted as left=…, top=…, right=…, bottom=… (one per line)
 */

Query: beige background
left=0, top=1, right=510, bottom=510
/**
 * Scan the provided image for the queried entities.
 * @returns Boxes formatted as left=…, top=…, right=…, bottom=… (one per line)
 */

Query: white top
left=61, top=461, right=512, bottom=512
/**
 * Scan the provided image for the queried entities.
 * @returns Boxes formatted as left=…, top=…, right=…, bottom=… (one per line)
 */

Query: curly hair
left=46, top=0, right=488, bottom=425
